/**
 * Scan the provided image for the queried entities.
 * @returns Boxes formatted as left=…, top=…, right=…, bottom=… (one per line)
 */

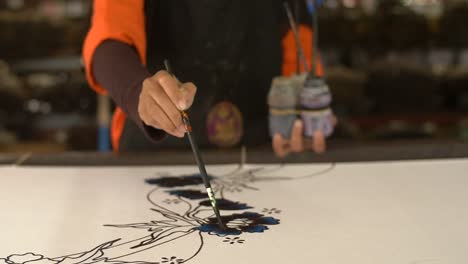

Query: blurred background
left=1, top=0, right=468, bottom=153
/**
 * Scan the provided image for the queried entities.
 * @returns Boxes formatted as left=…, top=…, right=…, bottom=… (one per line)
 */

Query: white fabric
left=0, top=159, right=467, bottom=263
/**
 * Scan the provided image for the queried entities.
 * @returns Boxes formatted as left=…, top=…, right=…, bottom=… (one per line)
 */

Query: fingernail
left=178, top=100, right=186, bottom=110
left=294, top=120, right=302, bottom=127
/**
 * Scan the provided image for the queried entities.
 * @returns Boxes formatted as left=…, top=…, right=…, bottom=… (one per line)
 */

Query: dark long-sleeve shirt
left=92, top=40, right=166, bottom=142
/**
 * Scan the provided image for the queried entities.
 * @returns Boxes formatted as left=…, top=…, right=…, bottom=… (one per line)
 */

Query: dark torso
left=120, top=0, right=283, bottom=151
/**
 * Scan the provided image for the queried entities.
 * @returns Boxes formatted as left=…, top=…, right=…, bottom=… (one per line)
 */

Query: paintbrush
left=283, top=1, right=309, bottom=73
left=164, top=60, right=226, bottom=230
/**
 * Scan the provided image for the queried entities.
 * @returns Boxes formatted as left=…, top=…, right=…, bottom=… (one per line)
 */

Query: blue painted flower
left=199, top=199, right=252, bottom=211
left=196, top=212, right=280, bottom=236
left=166, top=189, right=207, bottom=200
left=145, top=174, right=213, bottom=188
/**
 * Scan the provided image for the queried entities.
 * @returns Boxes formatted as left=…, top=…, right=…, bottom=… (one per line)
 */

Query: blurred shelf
left=12, top=56, right=82, bottom=73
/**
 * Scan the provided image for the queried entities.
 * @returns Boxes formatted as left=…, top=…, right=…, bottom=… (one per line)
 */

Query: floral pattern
left=262, top=208, right=282, bottom=214
left=222, top=237, right=245, bottom=245
left=0, top=254, right=57, bottom=264
left=166, top=189, right=207, bottom=200
left=198, top=199, right=252, bottom=211
left=145, top=174, right=213, bottom=188
left=1, top=164, right=335, bottom=264
left=160, top=256, right=183, bottom=264
left=197, top=212, right=280, bottom=236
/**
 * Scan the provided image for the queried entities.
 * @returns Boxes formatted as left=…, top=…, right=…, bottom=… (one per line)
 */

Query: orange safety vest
left=83, top=0, right=321, bottom=151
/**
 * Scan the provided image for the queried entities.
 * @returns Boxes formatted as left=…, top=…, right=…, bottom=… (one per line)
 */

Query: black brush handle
left=165, top=59, right=226, bottom=229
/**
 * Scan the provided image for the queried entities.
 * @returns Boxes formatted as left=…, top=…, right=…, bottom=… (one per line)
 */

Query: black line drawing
left=1, top=163, right=335, bottom=264
left=262, top=208, right=282, bottom=214
left=222, top=237, right=245, bottom=245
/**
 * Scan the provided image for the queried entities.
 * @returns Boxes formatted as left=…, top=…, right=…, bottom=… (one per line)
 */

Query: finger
left=140, top=107, right=161, bottom=130
left=332, top=114, right=338, bottom=126
left=290, top=120, right=304, bottom=152
left=312, top=130, right=326, bottom=154
left=138, top=95, right=157, bottom=126
left=272, top=133, right=290, bottom=158
left=145, top=96, right=184, bottom=138
left=179, top=82, right=197, bottom=110
left=151, top=114, right=185, bottom=138
left=154, top=70, right=187, bottom=110
left=139, top=95, right=162, bottom=128
left=146, top=78, right=184, bottom=130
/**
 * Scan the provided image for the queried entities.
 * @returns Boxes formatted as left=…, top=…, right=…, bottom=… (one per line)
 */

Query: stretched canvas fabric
left=1, top=159, right=468, bottom=263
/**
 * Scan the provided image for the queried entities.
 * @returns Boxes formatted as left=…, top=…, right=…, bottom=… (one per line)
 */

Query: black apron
left=120, top=0, right=283, bottom=152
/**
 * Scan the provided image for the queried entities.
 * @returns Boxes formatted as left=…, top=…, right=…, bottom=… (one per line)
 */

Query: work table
left=2, top=139, right=468, bottom=166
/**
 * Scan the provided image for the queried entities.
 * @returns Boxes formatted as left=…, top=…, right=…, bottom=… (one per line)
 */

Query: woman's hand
left=272, top=117, right=337, bottom=158
left=138, top=70, right=197, bottom=138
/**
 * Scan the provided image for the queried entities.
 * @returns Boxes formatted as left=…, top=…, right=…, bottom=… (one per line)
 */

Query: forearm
left=92, top=39, right=165, bottom=141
